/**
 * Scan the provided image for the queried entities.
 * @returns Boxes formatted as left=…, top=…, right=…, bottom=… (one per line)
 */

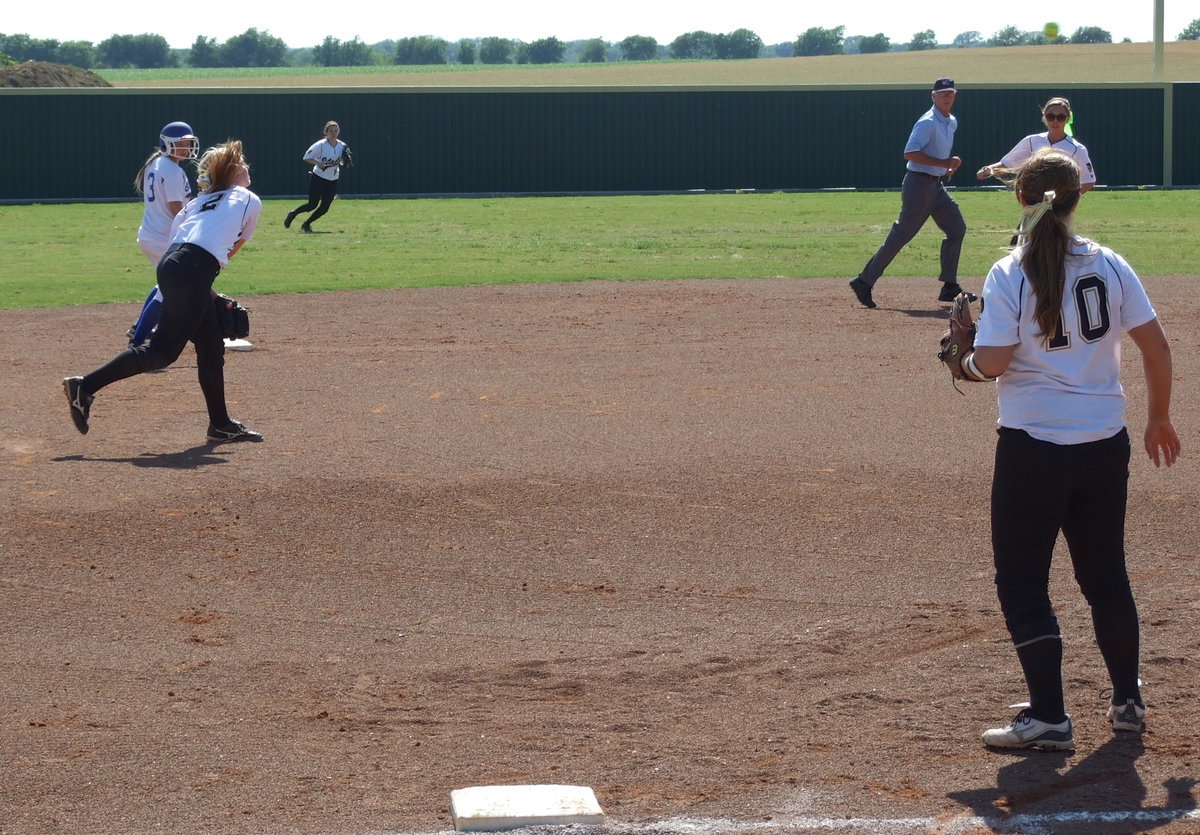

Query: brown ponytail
left=1012, top=150, right=1082, bottom=344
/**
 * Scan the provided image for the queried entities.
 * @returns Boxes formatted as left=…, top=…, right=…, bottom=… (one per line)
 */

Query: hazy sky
left=6, top=0, right=1191, bottom=49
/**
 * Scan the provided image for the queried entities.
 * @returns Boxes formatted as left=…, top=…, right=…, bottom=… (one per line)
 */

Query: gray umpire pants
left=856, top=171, right=967, bottom=287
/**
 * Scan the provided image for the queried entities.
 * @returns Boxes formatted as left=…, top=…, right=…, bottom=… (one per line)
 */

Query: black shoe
left=284, top=212, right=296, bottom=229
left=849, top=277, right=876, bottom=309
left=938, top=282, right=977, bottom=303
left=300, top=223, right=313, bottom=233
left=63, top=376, right=93, bottom=435
left=1108, top=699, right=1146, bottom=732
left=207, top=421, right=264, bottom=443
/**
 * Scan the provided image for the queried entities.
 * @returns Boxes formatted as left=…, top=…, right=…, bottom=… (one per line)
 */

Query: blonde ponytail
left=196, top=140, right=246, bottom=194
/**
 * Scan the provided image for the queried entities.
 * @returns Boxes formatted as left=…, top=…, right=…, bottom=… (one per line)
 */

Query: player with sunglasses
left=977, top=97, right=1096, bottom=193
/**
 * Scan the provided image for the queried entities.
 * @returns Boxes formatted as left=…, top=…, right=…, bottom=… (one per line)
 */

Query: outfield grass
left=3, top=190, right=1197, bottom=310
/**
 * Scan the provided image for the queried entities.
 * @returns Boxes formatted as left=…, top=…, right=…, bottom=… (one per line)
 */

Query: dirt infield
left=2, top=276, right=1198, bottom=834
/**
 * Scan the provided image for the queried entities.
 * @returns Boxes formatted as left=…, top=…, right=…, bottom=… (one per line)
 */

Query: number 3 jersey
left=169, top=186, right=262, bottom=268
left=137, top=155, right=193, bottom=246
left=975, top=236, right=1157, bottom=445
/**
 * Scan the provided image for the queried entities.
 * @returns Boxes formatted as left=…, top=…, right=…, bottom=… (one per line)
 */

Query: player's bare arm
left=1127, top=318, right=1181, bottom=466
left=971, top=344, right=1016, bottom=379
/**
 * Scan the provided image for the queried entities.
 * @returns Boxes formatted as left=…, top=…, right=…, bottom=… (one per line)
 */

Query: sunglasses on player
left=1044, top=112, right=1069, bottom=121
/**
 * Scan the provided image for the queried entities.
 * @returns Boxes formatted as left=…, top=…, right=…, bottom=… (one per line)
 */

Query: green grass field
left=4, top=190, right=1197, bottom=310
left=11, top=43, right=1190, bottom=311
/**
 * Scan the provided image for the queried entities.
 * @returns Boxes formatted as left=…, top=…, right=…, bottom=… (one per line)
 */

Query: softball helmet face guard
left=159, top=121, right=199, bottom=160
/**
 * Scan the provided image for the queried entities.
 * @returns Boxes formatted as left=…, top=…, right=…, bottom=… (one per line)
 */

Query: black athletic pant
left=290, top=173, right=338, bottom=225
left=82, top=243, right=231, bottom=428
left=991, top=427, right=1139, bottom=721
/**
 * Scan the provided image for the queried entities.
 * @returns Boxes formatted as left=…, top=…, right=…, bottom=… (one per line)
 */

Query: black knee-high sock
left=196, top=356, right=229, bottom=428
left=83, top=347, right=150, bottom=393
left=1015, top=635, right=1066, bottom=722
left=1092, top=597, right=1142, bottom=705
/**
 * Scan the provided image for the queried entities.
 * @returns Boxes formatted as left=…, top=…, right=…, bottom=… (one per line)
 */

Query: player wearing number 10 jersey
left=968, top=148, right=1179, bottom=751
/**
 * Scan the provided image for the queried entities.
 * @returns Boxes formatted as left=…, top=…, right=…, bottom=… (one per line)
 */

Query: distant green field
left=4, top=190, right=1196, bottom=311
left=99, top=42, right=1200, bottom=87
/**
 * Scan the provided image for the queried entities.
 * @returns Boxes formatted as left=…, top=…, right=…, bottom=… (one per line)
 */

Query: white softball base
left=450, top=784, right=606, bottom=831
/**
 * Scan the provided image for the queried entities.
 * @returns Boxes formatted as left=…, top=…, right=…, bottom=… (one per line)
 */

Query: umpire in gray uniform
left=850, top=77, right=969, bottom=309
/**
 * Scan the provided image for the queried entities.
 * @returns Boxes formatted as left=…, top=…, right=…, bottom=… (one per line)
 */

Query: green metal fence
left=2, top=82, right=1193, bottom=202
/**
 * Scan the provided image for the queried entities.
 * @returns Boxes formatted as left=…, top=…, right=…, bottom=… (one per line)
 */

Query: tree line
left=3, top=20, right=1200, bottom=70
left=804, top=24, right=1129, bottom=56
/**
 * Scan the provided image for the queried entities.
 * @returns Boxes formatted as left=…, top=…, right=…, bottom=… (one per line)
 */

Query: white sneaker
left=1107, top=699, right=1145, bottom=732
left=982, top=707, right=1074, bottom=750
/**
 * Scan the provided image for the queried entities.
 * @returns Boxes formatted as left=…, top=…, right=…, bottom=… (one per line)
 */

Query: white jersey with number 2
left=169, top=186, right=262, bottom=268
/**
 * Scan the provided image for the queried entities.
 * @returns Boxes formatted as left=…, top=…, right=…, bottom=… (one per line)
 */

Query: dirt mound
left=0, top=60, right=111, bottom=88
